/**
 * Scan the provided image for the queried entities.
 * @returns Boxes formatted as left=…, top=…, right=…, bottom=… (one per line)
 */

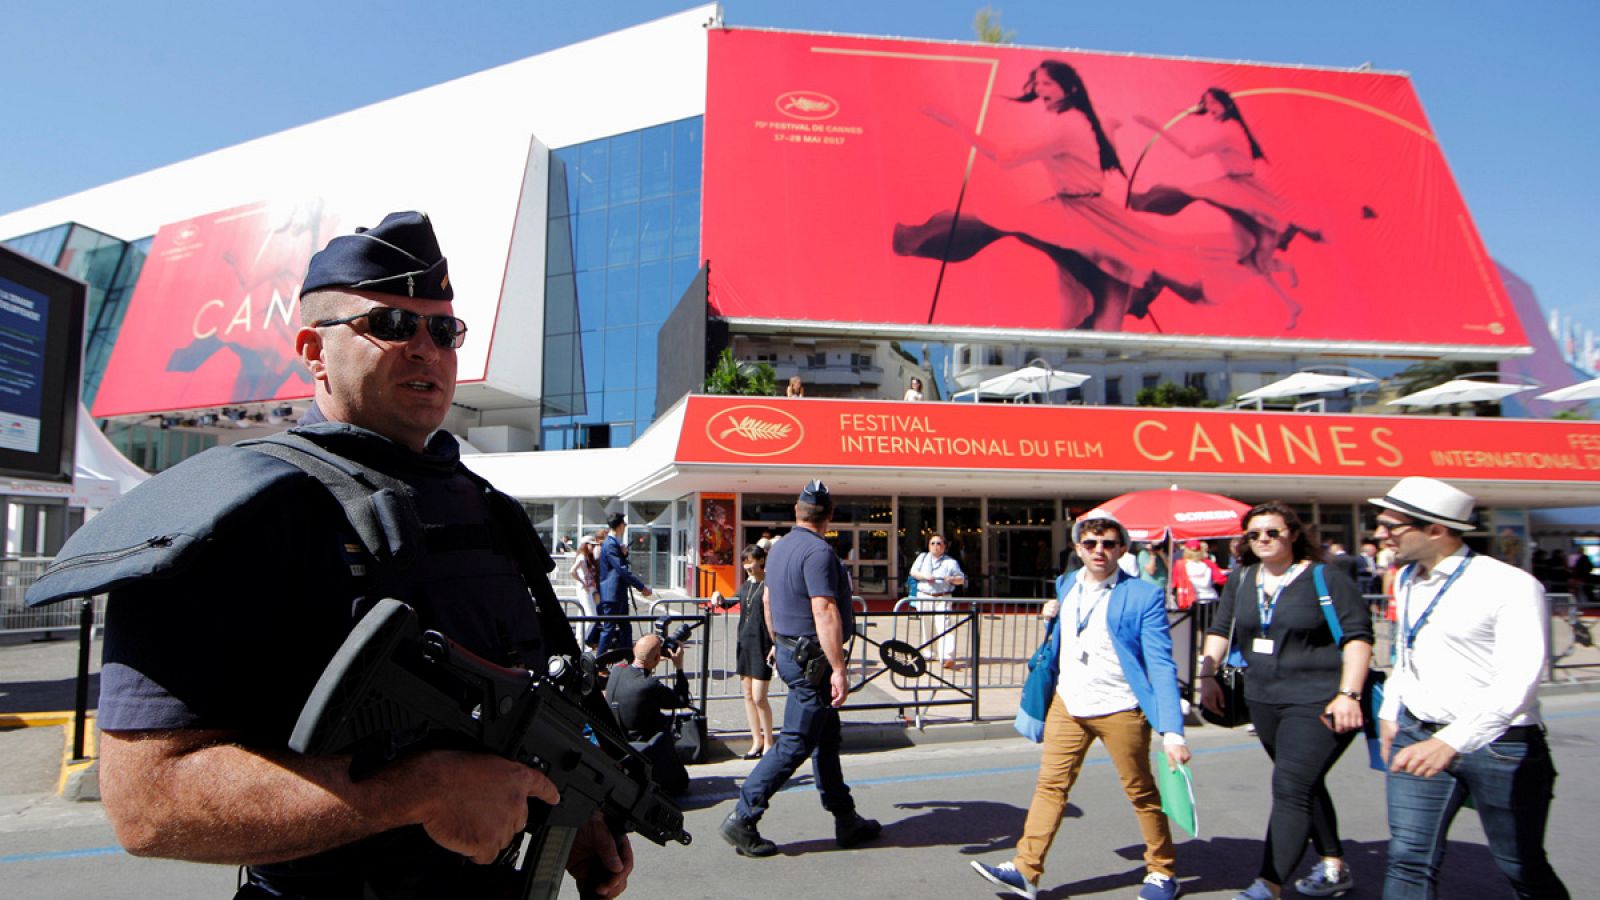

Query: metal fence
left=0, top=558, right=102, bottom=637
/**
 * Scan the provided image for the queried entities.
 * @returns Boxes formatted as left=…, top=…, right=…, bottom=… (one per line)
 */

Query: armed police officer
left=720, top=480, right=881, bottom=857
left=26, top=212, right=632, bottom=898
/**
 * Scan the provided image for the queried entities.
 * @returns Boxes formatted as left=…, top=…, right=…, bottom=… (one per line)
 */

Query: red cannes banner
left=677, top=397, right=1600, bottom=484
left=92, top=201, right=341, bottom=418
left=703, top=30, right=1524, bottom=347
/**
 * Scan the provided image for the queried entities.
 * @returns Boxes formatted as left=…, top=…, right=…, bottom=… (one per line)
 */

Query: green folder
left=1154, top=759, right=1199, bottom=838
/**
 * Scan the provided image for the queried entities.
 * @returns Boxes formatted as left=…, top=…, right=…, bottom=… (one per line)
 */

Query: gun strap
left=240, top=432, right=421, bottom=568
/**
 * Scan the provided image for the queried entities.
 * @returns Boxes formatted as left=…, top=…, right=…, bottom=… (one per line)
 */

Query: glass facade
left=4, top=223, right=150, bottom=409
left=541, top=117, right=703, bottom=450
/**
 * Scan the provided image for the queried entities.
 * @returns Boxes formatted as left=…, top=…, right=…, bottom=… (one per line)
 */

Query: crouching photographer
left=604, top=623, right=698, bottom=796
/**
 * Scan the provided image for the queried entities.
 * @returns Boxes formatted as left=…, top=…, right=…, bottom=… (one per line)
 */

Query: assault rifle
left=288, top=598, right=691, bottom=900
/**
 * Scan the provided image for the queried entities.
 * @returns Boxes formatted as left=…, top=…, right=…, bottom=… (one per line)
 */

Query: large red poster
left=92, top=201, right=341, bottom=418
left=703, top=30, right=1524, bottom=348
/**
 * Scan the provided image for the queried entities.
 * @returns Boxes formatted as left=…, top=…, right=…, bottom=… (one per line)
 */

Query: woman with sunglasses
left=1199, top=502, right=1373, bottom=900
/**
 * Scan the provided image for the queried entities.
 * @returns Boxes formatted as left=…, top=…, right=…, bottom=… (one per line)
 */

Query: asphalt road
left=3, top=691, right=1597, bottom=899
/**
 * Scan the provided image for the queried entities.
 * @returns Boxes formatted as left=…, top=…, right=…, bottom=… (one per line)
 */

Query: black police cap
left=300, top=211, right=453, bottom=301
left=798, top=479, right=832, bottom=507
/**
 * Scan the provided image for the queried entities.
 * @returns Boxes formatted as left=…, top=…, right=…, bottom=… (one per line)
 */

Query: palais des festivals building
left=3, top=5, right=1598, bottom=599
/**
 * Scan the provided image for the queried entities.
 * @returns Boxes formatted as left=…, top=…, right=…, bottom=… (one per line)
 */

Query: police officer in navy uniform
left=720, top=480, right=881, bottom=857
left=34, top=212, right=633, bottom=898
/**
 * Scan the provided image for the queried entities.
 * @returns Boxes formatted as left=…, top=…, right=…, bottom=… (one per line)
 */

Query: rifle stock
left=288, top=599, right=690, bottom=899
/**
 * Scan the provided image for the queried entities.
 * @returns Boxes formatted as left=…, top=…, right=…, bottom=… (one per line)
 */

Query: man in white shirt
left=971, top=515, right=1187, bottom=900
left=1370, top=476, right=1568, bottom=900
left=910, top=533, right=967, bottom=669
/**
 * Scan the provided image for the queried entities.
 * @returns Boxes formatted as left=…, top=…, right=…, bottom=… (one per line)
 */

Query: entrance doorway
left=987, top=527, right=1054, bottom=598
left=825, top=525, right=890, bottom=596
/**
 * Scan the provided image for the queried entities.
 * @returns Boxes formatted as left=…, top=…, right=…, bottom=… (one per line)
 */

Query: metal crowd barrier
left=1547, top=592, right=1595, bottom=679
left=0, top=558, right=101, bottom=637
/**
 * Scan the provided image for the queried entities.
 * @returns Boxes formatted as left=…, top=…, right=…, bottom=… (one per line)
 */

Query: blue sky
left=4, top=1, right=1595, bottom=329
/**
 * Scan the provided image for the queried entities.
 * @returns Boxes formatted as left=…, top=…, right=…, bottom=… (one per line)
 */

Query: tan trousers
left=1013, top=697, right=1176, bottom=884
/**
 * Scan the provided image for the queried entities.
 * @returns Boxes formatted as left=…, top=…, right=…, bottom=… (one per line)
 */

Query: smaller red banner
left=677, top=396, right=1600, bottom=484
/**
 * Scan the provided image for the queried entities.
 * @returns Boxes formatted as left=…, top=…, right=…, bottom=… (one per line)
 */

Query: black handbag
left=1201, top=598, right=1252, bottom=728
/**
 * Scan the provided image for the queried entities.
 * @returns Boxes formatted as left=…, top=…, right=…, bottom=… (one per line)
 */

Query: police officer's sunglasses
left=313, top=307, right=468, bottom=349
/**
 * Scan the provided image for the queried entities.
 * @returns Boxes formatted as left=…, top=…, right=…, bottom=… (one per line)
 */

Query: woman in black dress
left=1199, top=502, right=1373, bottom=899
left=734, top=544, right=775, bottom=759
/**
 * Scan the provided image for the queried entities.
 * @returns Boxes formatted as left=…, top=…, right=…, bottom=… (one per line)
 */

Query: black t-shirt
left=1207, top=562, right=1373, bottom=705
left=97, top=423, right=550, bottom=894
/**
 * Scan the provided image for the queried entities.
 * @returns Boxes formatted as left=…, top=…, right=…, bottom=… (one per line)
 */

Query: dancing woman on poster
left=894, top=60, right=1223, bottom=331
left=1131, top=88, right=1322, bottom=329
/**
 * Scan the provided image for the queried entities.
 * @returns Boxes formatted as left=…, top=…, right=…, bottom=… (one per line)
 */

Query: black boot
left=834, top=811, right=882, bottom=848
left=720, top=811, right=777, bottom=857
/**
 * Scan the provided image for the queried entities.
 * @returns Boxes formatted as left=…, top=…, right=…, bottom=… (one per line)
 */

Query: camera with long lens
left=654, top=615, right=699, bottom=654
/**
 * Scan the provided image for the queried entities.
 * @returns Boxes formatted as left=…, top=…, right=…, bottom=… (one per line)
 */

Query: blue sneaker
left=1139, top=872, right=1181, bottom=900
left=970, top=860, right=1037, bottom=900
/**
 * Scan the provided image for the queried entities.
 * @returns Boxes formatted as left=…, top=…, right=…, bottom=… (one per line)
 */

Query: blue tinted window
left=636, top=259, right=670, bottom=324
left=578, top=142, right=609, bottom=211
left=581, top=330, right=606, bottom=391
left=638, top=199, right=671, bottom=263
left=576, top=269, right=605, bottom=332
left=575, top=210, right=607, bottom=271
left=671, top=194, right=700, bottom=259
left=545, top=116, right=702, bottom=448
left=603, top=327, right=636, bottom=388
left=636, top=326, right=659, bottom=397
left=634, top=387, right=657, bottom=426
left=605, top=266, right=636, bottom=326
left=608, top=132, right=641, bottom=206
left=641, top=125, right=673, bottom=200
left=607, top=203, right=638, bottom=266
left=604, top=389, right=634, bottom=423
left=673, top=119, right=702, bottom=195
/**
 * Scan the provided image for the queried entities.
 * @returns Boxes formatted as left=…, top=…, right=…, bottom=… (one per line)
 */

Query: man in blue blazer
left=596, top=512, right=652, bottom=657
left=973, top=514, right=1189, bottom=900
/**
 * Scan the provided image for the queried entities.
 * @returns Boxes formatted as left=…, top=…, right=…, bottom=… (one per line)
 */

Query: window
left=543, top=117, right=703, bottom=448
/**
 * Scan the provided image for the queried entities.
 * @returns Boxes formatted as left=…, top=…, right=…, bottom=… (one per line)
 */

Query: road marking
left=0, top=846, right=123, bottom=864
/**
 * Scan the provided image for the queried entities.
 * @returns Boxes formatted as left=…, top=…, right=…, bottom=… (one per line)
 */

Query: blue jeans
left=735, top=642, right=853, bottom=822
left=1384, top=712, right=1568, bottom=899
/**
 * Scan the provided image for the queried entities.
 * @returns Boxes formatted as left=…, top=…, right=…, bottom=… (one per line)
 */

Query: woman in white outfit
left=569, top=528, right=607, bottom=650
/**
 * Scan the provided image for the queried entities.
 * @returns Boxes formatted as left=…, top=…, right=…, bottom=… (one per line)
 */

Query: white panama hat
left=1368, top=476, right=1477, bottom=532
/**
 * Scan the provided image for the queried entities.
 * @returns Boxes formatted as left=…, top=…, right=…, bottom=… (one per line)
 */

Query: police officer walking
left=720, top=480, right=881, bottom=857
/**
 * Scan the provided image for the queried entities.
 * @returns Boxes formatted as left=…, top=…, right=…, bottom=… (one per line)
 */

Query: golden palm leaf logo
left=704, top=403, right=806, bottom=458
left=719, top=416, right=792, bottom=442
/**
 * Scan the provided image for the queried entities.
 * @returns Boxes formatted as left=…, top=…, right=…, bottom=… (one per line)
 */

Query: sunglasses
left=1245, top=529, right=1287, bottom=542
left=1375, top=519, right=1418, bottom=535
left=314, top=307, right=468, bottom=349
left=1078, top=539, right=1123, bottom=550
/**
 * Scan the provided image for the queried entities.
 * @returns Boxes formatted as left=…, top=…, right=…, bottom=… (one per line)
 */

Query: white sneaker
left=1294, top=861, right=1354, bottom=897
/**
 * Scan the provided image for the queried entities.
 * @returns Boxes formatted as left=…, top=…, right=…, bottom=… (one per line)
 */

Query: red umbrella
left=1083, top=485, right=1251, bottom=542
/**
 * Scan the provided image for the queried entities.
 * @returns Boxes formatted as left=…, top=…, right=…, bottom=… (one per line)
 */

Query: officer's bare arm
left=100, top=728, right=558, bottom=865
